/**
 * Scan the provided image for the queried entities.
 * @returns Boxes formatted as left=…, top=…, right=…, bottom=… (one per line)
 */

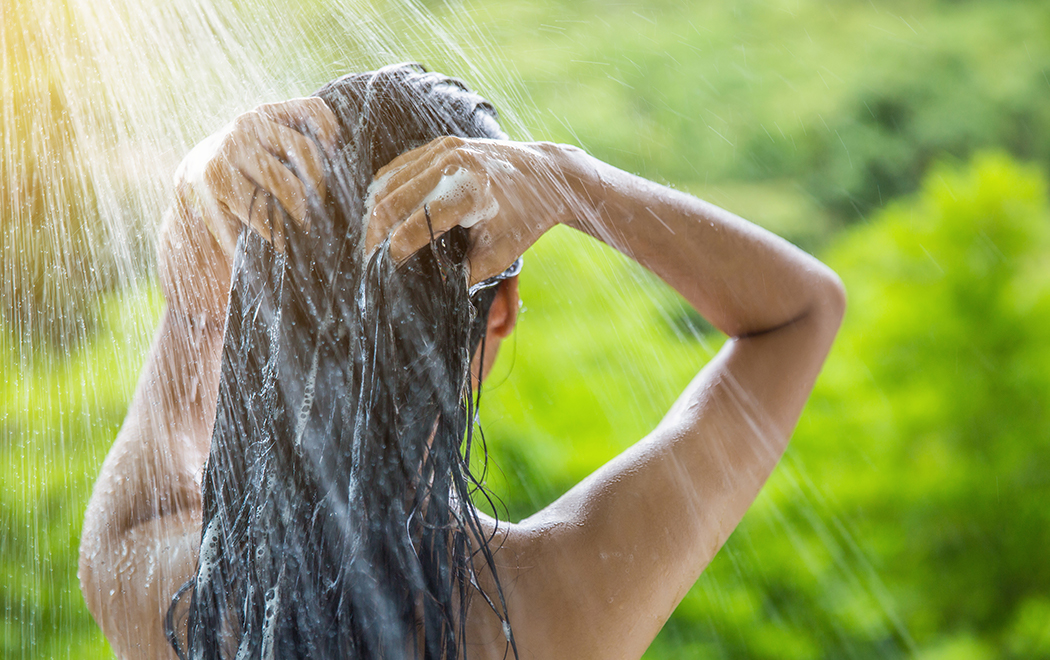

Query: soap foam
left=421, top=166, right=499, bottom=228
left=362, top=155, right=518, bottom=236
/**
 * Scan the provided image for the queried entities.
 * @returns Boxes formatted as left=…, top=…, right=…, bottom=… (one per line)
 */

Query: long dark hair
left=167, top=64, right=515, bottom=660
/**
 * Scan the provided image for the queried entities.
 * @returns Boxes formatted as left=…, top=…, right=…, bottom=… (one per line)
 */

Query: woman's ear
left=474, top=276, right=520, bottom=384
left=486, top=276, right=519, bottom=340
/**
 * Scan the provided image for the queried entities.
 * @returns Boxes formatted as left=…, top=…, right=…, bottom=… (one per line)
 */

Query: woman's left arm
left=79, top=98, right=338, bottom=658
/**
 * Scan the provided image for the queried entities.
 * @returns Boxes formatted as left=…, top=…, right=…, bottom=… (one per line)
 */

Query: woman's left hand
left=364, top=136, right=594, bottom=286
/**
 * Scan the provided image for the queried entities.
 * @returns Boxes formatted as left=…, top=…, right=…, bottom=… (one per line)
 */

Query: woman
left=79, top=63, right=845, bottom=660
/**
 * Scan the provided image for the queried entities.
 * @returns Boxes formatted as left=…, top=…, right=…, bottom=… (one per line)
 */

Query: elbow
left=739, top=267, right=846, bottom=341
left=77, top=468, right=137, bottom=632
left=816, top=265, right=847, bottom=329
left=799, top=265, right=847, bottom=353
left=764, top=265, right=846, bottom=343
left=78, top=503, right=108, bottom=630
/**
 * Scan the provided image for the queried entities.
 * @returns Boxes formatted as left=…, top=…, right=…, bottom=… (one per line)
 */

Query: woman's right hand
left=364, top=136, right=596, bottom=286
left=158, top=97, right=340, bottom=317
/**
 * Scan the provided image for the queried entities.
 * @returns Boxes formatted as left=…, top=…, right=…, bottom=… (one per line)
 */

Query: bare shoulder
left=466, top=509, right=633, bottom=660
left=462, top=279, right=844, bottom=659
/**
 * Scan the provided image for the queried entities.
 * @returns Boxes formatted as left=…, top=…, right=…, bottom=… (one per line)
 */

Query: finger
left=368, top=136, right=476, bottom=216
left=176, top=177, right=242, bottom=258
left=229, top=135, right=314, bottom=227
left=202, top=160, right=288, bottom=252
left=244, top=187, right=277, bottom=245
left=239, top=113, right=327, bottom=207
left=387, top=194, right=476, bottom=264
left=366, top=170, right=440, bottom=254
left=254, top=120, right=327, bottom=194
left=256, top=97, right=340, bottom=153
left=199, top=157, right=257, bottom=225
left=256, top=192, right=290, bottom=253
left=272, top=198, right=290, bottom=253
left=367, top=155, right=487, bottom=253
left=364, top=143, right=446, bottom=229
left=375, top=135, right=462, bottom=181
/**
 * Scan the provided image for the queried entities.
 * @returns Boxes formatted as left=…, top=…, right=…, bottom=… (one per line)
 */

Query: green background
left=3, top=0, right=1050, bottom=657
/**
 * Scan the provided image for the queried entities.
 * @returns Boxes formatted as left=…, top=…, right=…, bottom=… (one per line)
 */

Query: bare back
left=79, top=95, right=845, bottom=660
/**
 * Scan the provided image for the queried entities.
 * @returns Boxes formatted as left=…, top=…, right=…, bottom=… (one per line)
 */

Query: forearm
left=87, top=311, right=222, bottom=532
left=80, top=310, right=223, bottom=653
left=550, top=149, right=846, bottom=541
left=157, top=204, right=234, bottom=322
left=562, top=151, right=842, bottom=338
left=95, top=203, right=232, bottom=538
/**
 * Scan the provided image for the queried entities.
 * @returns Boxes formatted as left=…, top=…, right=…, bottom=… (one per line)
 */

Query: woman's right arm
left=78, top=98, right=337, bottom=658
left=507, top=155, right=846, bottom=660
left=365, top=139, right=846, bottom=660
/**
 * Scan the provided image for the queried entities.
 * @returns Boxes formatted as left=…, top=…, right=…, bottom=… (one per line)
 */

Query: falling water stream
left=1, top=0, right=918, bottom=657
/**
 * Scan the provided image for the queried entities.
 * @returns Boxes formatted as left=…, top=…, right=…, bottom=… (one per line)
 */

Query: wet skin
left=79, top=98, right=845, bottom=660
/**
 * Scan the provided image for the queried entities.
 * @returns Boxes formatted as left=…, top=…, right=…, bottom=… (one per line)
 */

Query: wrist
left=554, top=147, right=620, bottom=236
left=523, top=142, right=607, bottom=233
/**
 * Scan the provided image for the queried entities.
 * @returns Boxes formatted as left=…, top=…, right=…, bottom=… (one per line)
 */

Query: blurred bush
left=1, top=82, right=103, bottom=349
left=0, top=287, right=164, bottom=659
left=758, top=41, right=1050, bottom=224
left=638, top=154, right=1050, bottom=659
left=795, top=153, right=1050, bottom=658
left=6, top=0, right=1050, bottom=657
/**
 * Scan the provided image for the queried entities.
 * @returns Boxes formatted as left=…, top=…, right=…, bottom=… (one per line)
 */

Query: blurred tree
left=475, top=0, right=1050, bottom=242
left=5, top=0, right=1049, bottom=656
left=795, top=50, right=1050, bottom=224
left=1, top=83, right=102, bottom=349
left=1, top=1, right=120, bottom=353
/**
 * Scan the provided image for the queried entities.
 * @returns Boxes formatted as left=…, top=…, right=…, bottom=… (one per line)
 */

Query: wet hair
left=166, top=63, right=516, bottom=660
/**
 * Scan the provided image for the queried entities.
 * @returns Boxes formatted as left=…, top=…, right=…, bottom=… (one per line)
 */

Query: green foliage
left=476, top=227, right=719, bottom=521
left=1, top=1, right=156, bottom=352
left=0, top=286, right=163, bottom=659
left=1, top=6, right=100, bottom=349
left=803, top=153, right=1050, bottom=656
left=459, top=0, right=1050, bottom=243
left=7, top=0, right=1050, bottom=657
left=0, top=80, right=105, bottom=349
